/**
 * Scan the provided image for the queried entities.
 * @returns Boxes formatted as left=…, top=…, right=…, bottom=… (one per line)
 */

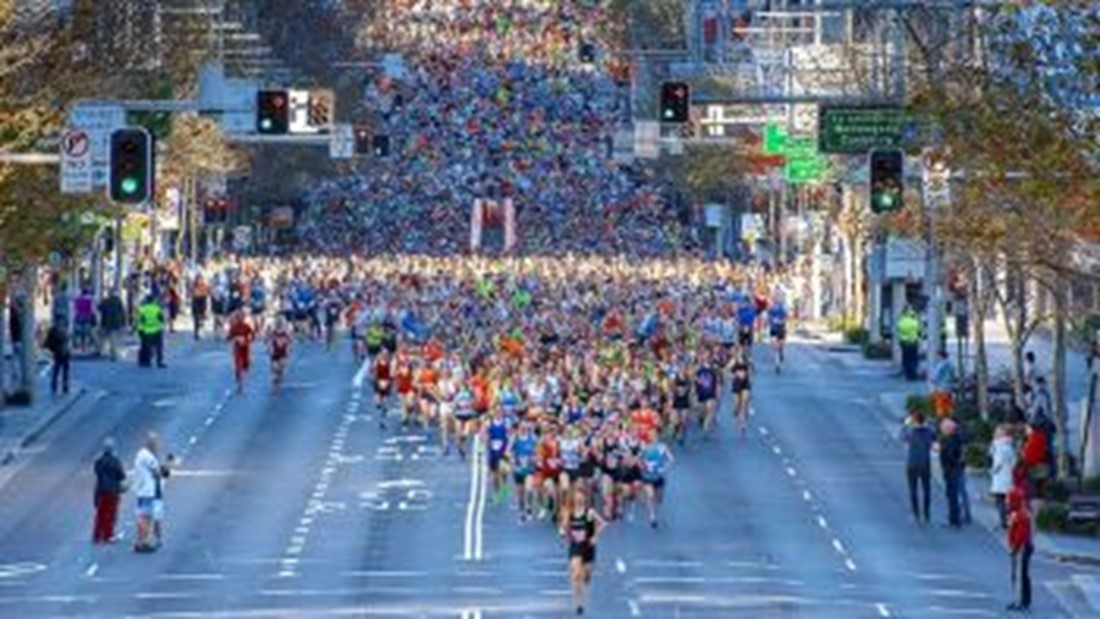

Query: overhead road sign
left=819, top=106, right=923, bottom=154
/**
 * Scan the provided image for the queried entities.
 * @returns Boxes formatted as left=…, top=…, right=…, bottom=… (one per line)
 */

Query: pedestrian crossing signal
left=660, top=82, right=690, bottom=123
left=354, top=126, right=371, bottom=156
left=373, top=134, right=390, bottom=158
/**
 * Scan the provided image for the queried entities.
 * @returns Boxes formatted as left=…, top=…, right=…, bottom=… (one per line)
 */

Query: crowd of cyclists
left=177, top=254, right=794, bottom=614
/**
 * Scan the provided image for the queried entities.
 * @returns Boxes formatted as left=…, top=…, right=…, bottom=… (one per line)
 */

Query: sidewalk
left=803, top=323, right=1100, bottom=611
left=0, top=376, right=87, bottom=467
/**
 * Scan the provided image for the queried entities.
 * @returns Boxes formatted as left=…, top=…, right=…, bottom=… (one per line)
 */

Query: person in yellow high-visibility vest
left=897, top=306, right=921, bottom=381
left=136, top=295, right=166, bottom=368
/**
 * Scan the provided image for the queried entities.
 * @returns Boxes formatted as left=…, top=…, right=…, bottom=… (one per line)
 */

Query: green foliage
left=904, top=394, right=934, bottom=417
left=966, top=418, right=996, bottom=444
left=827, top=315, right=861, bottom=333
left=1083, top=476, right=1100, bottom=494
left=1035, top=503, right=1069, bottom=532
left=862, top=341, right=892, bottom=360
left=1069, top=313, right=1100, bottom=349
left=964, top=441, right=991, bottom=470
left=844, top=326, right=869, bottom=346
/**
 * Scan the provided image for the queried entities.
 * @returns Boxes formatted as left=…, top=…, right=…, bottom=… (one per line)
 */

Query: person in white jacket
left=989, top=425, right=1018, bottom=529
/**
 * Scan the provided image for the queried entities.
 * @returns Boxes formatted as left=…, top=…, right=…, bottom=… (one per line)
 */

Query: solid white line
left=474, top=436, right=488, bottom=561
left=628, top=599, right=642, bottom=617
left=876, top=602, right=891, bottom=617
left=84, top=563, right=98, bottom=578
left=352, top=356, right=371, bottom=389
left=463, top=434, right=481, bottom=560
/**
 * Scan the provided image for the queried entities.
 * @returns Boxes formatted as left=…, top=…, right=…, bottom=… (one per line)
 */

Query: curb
left=0, top=386, right=89, bottom=467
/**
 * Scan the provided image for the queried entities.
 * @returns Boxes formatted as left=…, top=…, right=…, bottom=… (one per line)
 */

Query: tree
left=909, top=1, right=1100, bottom=473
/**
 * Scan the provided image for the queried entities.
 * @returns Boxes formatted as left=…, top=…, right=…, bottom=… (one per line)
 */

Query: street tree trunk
left=19, top=265, right=38, bottom=403
left=972, top=257, right=990, bottom=420
left=1051, top=269, right=1070, bottom=478
left=0, top=288, right=8, bottom=400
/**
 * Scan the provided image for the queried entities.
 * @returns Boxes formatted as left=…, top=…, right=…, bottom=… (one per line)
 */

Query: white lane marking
left=785, top=466, right=797, bottom=478
left=876, top=603, right=891, bottom=617
left=84, top=563, right=98, bottom=578
left=474, top=436, right=488, bottom=561
left=803, top=490, right=812, bottom=501
left=772, top=446, right=782, bottom=455
left=832, top=539, right=846, bottom=555
left=845, top=559, right=857, bottom=572
left=463, top=434, right=481, bottom=560
left=352, top=356, right=371, bottom=389
left=817, top=516, right=828, bottom=529
left=188, top=436, right=198, bottom=446
left=204, top=417, right=215, bottom=426
left=759, top=426, right=769, bottom=436
left=157, top=573, right=225, bottom=581
left=628, top=599, right=642, bottom=616
left=615, top=558, right=627, bottom=574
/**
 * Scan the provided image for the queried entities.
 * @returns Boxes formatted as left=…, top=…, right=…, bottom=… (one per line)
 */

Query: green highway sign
left=785, top=154, right=829, bottom=184
left=763, top=122, right=787, bottom=155
left=819, top=106, right=922, bottom=154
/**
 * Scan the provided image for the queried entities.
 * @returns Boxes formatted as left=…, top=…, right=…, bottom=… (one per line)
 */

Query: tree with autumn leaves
left=1, top=2, right=245, bottom=402
left=894, top=1, right=1100, bottom=476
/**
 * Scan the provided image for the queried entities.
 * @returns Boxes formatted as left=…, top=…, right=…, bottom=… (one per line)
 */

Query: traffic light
left=108, top=127, right=153, bottom=204
left=257, top=89, right=289, bottom=134
left=579, top=42, right=596, bottom=64
left=372, top=134, right=390, bottom=158
left=869, top=150, right=904, bottom=213
left=660, top=82, right=690, bottom=123
left=353, top=126, right=371, bottom=156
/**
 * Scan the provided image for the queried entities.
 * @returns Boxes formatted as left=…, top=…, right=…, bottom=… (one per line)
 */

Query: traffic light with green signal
left=257, top=89, right=289, bottom=134
left=660, top=82, right=690, bottom=123
left=108, top=128, right=153, bottom=204
left=869, top=149, right=904, bottom=213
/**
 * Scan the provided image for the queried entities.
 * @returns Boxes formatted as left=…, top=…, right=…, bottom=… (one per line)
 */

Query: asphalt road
left=0, top=333, right=1093, bottom=618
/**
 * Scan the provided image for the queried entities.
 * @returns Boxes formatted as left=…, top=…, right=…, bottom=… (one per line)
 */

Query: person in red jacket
left=1020, top=423, right=1049, bottom=497
left=1006, top=487, right=1033, bottom=612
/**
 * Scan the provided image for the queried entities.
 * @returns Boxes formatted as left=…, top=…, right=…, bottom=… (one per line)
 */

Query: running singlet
left=642, top=444, right=670, bottom=480
left=512, top=434, right=536, bottom=475
left=229, top=320, right=254, bottom=352
left=271, top=331, right=290, bottom=360
left=395, top=366, right=414, bottom=395
left=560, top=437, right=582, bottom=472
left=454, top=388, right=476, bottom=420
left=695, top=366, right=717, bottom=399
left=488, top=419, right=509, bottom=457
left=737, top=304, right=757, bottom=329
left=499, top=388, right=521, bottom=416
left=768, top=305, right=788, bottom=330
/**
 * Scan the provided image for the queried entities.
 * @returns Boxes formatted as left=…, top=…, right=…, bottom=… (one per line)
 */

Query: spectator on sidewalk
left=92, top=438, right=126, bottom=544
left=98, top=290, right=126, bottom=361
left=1021, top=423, right=1050, bottom=498
left=900, top=409, right=935, bottom=524
left=989, top=424, right=1017, bottom=529
left=939, top=417, right=967, bottom=527
left=73, top=287, right=96, bottom=354
left=897, top=305, right=921, bottom=381
left=42, top=320, right=71, bottom=396
left=928, top=350, right=956, bottom=418
left=1006, top=487, right=1033, bottom=612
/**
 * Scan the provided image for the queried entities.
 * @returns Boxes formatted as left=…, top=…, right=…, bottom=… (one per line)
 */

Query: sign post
left=59, top=129, right=92, bottom=194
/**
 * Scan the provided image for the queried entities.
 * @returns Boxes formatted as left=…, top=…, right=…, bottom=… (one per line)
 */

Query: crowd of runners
left=180, top=254, right=794, bottom=614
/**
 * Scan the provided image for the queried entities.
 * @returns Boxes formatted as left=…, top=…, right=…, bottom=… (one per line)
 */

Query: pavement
left=0, top=327, right=1097, bottom=617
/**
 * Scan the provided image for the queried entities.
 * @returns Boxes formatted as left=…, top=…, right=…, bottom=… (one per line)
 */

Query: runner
left=560, top=488, right=606, bottom=616
left=373, top=350, right=394, bottom=428
left=768, top=295, right=789, bottom=373
left=267, top=316, right=292, bottom=388
left=510, top=419, right=538, bottom=521
left=227, top=309, right=255, bottom=394
left=694, top=352, right=719, bottom=439
left=728, top=346, right=754, bottom=437
left=641, top=432, right=674, bottom=528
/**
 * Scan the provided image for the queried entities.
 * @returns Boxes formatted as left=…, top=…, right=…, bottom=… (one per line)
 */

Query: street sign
left=763, top=122, right=787, bottom=155
left=634, top=121, right=659, bottom=160
left=67, top=104, right=126, bottom=188
left=232, top=225, right=252, bottom=251
left=330, top=124, right=354, bottom=159
left=785, top=155, right=829, bottom=184
left=819, top=106, right=922, bottom=154
left=59, top=128, right=93, bottom=194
